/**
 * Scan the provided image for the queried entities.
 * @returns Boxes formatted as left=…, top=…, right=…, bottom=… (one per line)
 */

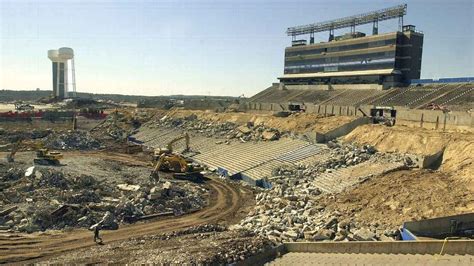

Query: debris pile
left=272, top=141, right=416, bottom=177
left=0, top=128, right=52, bottom=147
left=44, top=130, right=102, bottom=150
left=150, top=114, right=286, bottom=142
left=0, top=164, right=209, bottom=233
left=236, top=141, right=416, bottom=242
left=91, top=110, right=142, bottom=141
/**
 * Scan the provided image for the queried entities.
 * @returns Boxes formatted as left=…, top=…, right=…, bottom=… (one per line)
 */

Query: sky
left=0, top=0, right=473, bottom=97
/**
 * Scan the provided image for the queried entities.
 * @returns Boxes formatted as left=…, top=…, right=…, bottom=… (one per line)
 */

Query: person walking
left=91, top=222, right=103, bottom=244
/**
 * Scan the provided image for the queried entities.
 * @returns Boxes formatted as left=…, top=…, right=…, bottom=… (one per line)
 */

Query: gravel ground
left=42, top=224, right=275, bottom=264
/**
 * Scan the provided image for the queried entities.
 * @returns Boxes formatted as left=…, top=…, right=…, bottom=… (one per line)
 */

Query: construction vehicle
left=6, top=139, right=22, bottom=163
left=14, top=102, right=34, bottom=111
left=150, top=153, right=204, bottom=182
left=149, top=132, right=203, bottom=181
left=359, top=106, right=396, bottom=127
left=34, top=144, right=63, bottom=166
left=153, top=132, right=190, bottom=160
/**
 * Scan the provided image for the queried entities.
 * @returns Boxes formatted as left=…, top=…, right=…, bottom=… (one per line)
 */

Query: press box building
left=279, top=4, right=424, bottom=89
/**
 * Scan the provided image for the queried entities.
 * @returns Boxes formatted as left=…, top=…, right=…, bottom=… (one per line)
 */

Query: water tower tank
left=58, top=47, right=74, bottom=60
left=47, top=47, right=77, bottom=99
left=48, top=49, right=60, bottom=61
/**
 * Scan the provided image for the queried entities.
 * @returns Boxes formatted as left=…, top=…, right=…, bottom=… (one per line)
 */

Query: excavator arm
left=166, top=132, right=190, bottom=153
left=6, top=139, right=22, bottom=163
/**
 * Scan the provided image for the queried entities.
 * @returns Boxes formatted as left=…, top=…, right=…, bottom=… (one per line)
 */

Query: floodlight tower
left=47, top=47, right=76, bottom=99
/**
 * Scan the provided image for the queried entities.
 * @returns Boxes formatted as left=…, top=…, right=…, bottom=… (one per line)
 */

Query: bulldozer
left=150, top=132, right=203, bottom=182
left=33, top=144, right=63, bottom=166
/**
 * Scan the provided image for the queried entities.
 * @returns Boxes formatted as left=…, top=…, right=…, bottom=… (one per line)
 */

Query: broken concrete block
left=353, top=228, right=376, bottom=241
left=237, top=126, right=251, bottom=134
left=117, top=184, right=140, bottom=192
left=283, top=230, right=298, bottom=240
left=313, top=228, right=335, bottom=241
left=25, top=166, right=36, bottom=178
left=262, top=130, right=279, bottom=141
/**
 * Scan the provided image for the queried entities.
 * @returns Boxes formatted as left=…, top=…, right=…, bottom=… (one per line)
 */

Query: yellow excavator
left=33, top=143, right=63, bottom=166
left=150, top=153, right=203, bottom=182
left=150, top=132, right=203, bottom=182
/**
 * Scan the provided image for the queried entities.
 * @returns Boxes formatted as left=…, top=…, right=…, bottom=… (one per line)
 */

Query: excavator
left=33, top=143, right=63, bottom=166
left=150, top=132, right=203, bottom=182
left=150, top=153, right=204, bottom=182
left=6, top=139, right=22, bottom=163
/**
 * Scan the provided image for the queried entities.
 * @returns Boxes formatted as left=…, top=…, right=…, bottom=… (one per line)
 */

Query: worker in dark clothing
left=92, top=222, right=103, bottom=244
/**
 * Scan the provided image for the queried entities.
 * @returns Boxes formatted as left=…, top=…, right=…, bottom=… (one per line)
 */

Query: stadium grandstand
left=249, top=4, right=473, bottom=113
left=280, top=4, right=423, bottom=89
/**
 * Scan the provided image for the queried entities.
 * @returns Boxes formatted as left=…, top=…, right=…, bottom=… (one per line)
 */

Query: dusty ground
left=320, top=169, right=474, bottom=230
left=159, top=109, right=356, bottom=134
left=39, top=225, right=273, bottom=264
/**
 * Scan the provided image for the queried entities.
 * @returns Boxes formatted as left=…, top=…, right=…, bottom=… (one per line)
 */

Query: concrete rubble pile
left=44, top=130, right=103, bottom=150
left=236, top=141, right=416, bottom=243
left=272, top=140, right=416, bottom=176
left=0, top=128, right=52, bottom=147
left=91, top=111, right=140, bottom=141
left=0, top=164, right=208, bottom=233
left=149, top=114, right=287, bottom=142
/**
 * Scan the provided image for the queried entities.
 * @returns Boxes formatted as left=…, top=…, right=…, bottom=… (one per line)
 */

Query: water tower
left=47, top=47, right=76, bottom=99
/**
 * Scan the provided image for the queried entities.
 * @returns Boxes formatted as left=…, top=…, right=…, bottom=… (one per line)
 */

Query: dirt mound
left=344, top=125, right=474, bottom=183
left=441, top=140, right=474, bottom=183
left=320, top=170, right=474, bottom=230
left=344, top=125, right=452, bottom=155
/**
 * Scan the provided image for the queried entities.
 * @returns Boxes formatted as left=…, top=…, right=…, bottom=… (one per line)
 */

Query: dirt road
left=0, top=161, right=253, bottom=264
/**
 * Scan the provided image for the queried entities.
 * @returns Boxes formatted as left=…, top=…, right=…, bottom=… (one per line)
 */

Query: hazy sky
left=1, top=0, right=473, bottom=97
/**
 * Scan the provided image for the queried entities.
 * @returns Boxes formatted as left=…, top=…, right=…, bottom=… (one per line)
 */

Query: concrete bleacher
left=312, top=161, right=405, bottom=193
left=320, top=89, right=385, bottom=106
left=134, top=125, right=331, bottom=187
left=248, top=82, right=473, bottom=111
left=134, top=123, right=409, bottom=189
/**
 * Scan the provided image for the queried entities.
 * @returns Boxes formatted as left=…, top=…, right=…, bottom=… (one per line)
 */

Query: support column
left=328, top=29, right=334, bottom=42
left=373, top=20, right=378, bottom=35
left=52, top=62, right=58, bottom=97
left=58, top=62, right=65, bottom=99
